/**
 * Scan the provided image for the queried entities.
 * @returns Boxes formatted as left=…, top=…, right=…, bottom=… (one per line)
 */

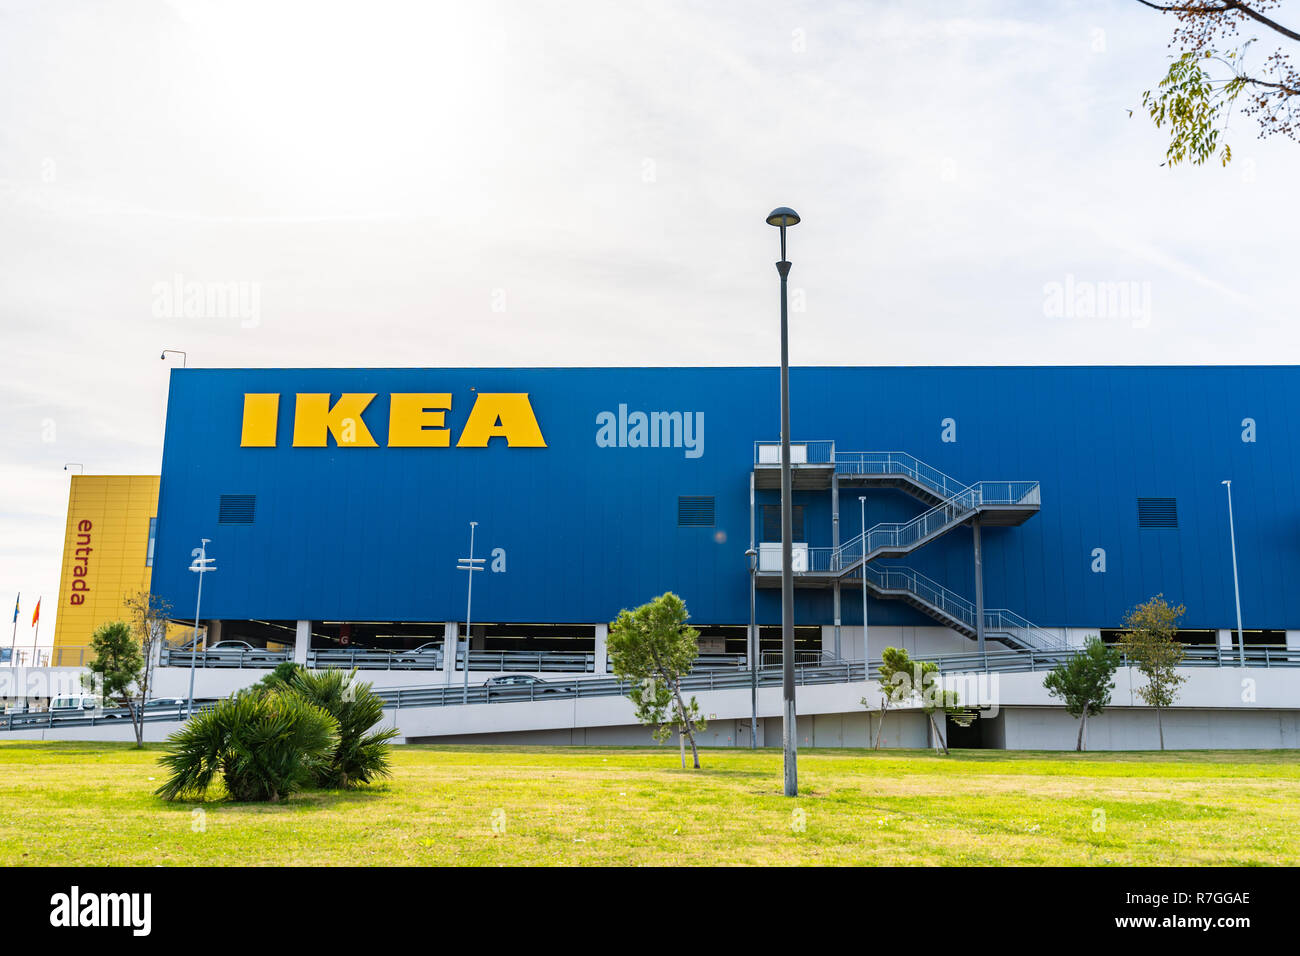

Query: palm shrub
left=287, top=668, right=399, bottom=788
left=155, top=691, right=339, bottom=802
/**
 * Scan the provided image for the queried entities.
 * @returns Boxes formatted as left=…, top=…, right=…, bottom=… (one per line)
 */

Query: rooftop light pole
left=1222, top=480, right=1245, bottom=665
left=160, top=349, right=187, bottom=367
left=186, top=539, right=216, bottom=719
left=457, top=522, right=485, bottom=704
left=767, top=205, right=800, bottom=797
left=63, top=463, right=84, bottom=474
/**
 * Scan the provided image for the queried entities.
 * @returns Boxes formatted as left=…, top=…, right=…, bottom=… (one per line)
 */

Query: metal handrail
left=460, top=649, right=596, bottom=673
left=308, top=647, right=445, bottom=670
left=831, top=481, right=1040, bottom=571
left=1, top=645, right=96, bottom=667
left=4, top=646, right=1299, bottom=731
left=753, top=440, right=836, bottom=465
left=160, top=647, right=292, bottom=669
left=833, top=450, right=967, bottom=499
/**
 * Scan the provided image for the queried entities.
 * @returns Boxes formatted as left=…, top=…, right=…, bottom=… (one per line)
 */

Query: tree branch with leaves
left=1135, top=0, right=1299, bottom=165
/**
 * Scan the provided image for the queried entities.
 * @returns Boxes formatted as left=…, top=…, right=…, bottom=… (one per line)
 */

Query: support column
left=972, top=518, right=985, bottom=655
left=442, top=622, right=458, bottom=685
left=293, top=620, right=310, bottom=666
left=831, top=474, right=841, bottom=658
left=594, top=623, right=608, bottom=674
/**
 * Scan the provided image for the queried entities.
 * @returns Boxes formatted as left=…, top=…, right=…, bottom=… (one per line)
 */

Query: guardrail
left=1, top=646, right=95, bottom=667
left=160, top=647, right=291, bottom=669
left=463, top=650, right=596, bottom=673
left=4, top=645, right=1298, bottom=732
left=307, top=648, right=444, bottom=670
left=753, top=440, right=835, bottom=465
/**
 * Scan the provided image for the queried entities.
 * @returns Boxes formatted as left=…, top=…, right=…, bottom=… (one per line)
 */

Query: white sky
left=2, top=0, right=1297, bottom=643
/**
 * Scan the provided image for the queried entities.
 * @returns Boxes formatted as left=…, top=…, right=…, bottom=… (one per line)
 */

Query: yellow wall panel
left=52, top=476, right=160, bottom=650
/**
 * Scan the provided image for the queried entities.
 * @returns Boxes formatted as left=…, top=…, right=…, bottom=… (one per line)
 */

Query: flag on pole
left=31, top=598, right=40, bottom=627
left=11, top=593, right=16, bottom=624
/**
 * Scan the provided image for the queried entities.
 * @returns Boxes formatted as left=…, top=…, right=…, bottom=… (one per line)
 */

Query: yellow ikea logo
left=239, top=393, right=546, bottom=448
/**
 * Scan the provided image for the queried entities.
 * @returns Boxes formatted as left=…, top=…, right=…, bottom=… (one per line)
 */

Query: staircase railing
left=834, top=450, right=967, bottom=499
left=830, top=480, right=1040, bottom=571
left=846, top=564, right=1068, bottom=652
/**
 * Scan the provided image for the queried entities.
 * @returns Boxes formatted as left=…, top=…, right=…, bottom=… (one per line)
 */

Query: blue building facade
left=151, top=366, right=1296, bottom=637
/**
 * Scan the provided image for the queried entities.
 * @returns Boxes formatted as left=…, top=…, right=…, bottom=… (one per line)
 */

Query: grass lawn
left=1, top=742, right=1296, bottom=865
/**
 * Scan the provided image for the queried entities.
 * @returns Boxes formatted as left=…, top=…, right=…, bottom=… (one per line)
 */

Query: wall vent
left=677, top=496, right=715, bottom=527
left=1137, top=497, right=1177, bottom=529
left=218, top=494, right=256, bottom=525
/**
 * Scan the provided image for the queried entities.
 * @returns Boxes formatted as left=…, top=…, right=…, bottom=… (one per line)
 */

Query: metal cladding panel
left=151, top=366, right=1300, bottom=630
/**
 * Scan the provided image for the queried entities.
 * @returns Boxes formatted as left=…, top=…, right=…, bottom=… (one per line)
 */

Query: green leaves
left=1141, top=48, right=1253, bottom=167
left=608, top=592, right=707, bottom=765
left=288, top=668, right=400, bottom=788
left=1120, top=594, right=1189, bottom=710
left=83, top=620, right=144, bottom=707
left=155, top=690, right=339, bottom=802
left=1043, top=636, right=1120, bottom=720
left=155, top=668, right=397, bottom=801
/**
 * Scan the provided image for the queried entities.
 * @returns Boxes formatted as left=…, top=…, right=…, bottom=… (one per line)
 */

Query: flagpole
left=8, top=593, right=17, bottom=665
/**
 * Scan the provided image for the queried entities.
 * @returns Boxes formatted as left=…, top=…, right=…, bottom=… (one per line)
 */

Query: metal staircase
left=849, top=565, right=1064, bottom=652
left=752, top=444, right=1063, bottom=652
left=831, top=479, right=1041, bottom=575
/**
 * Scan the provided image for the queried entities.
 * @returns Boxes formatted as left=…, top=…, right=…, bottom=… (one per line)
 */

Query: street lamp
left=745, top=546, right=758, bottom=749
left=766, top=205, right=800, bottom=797
left=456, top=522, right=485, bottom=704
left=160, top=349, right=187, bottom=367
left=186, top=539, right=217, bottom=718
left=859, top=496, right=869, bottom=664
left=63, top=463, right=84, bottom=474
left=1222, top=480, right=1245, bottom=665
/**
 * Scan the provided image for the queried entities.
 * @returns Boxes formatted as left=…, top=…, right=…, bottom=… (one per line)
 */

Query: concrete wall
left=1002, top=706, right=1300, bottom=750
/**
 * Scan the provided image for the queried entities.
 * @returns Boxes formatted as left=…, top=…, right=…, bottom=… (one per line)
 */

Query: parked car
left=207, top=640, right=256, bottom=653
left=49, top=694, right=99, bottom=714
left=482, top=674, right=571, bottom=695
left=390, top=642, right=443, bottom=665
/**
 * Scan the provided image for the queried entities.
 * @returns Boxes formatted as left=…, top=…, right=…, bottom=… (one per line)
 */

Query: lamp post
left=746, top=546, right=758, bottom=749
left=456, top=522, right=485, bottom=704
left=160, top=349, right=187, bottom=367
left=186, top=539, right=216, bottom=719
left=766, top=205, right=800, bottom=797
left=63, top=463, right=84, bottom=474
left=1222, top=480, right=1245, bottom=665
left=859, top=496, right=869, bottom=664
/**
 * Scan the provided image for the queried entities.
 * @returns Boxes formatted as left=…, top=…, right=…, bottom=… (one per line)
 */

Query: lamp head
left=765, top=207, right=800, bottom=228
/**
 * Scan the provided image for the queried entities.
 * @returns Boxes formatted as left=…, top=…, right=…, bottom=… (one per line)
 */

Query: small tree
left=918, top=663, right=961, bottom=756
left=865, top=648, right=961, bottom=754
left=1119, top=594, right=1188, bottom=750
left=607, top=592, right=707, bottom=768
left=1043, top=636, right=1121, bottom=751
left=83, top=621, right=146, bottom=747
left=121, top=589, right=171, bottom=744
left=867, top=646, right=916, bottom=749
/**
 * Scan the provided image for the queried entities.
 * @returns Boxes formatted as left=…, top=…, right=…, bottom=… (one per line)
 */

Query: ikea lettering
left=240, top=393, right=546, bottom=448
